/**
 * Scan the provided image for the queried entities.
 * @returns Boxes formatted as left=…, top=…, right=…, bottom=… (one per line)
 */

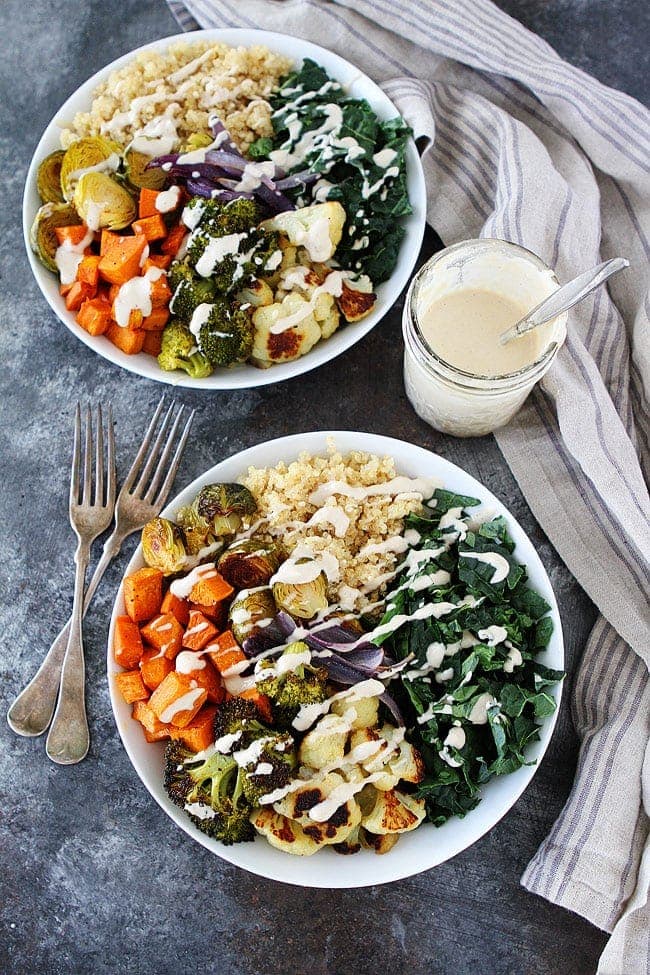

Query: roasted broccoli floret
left=158, top=318, right=213, bottom=378
left=198, top=300, right=253, bottom=367
left=163, top=740, right=255, bottom=845
left=213, top=697, right=270, bottom=742
left=168, top=261, right=217, bottom=322
left=256, top=642, right=329, bottom=729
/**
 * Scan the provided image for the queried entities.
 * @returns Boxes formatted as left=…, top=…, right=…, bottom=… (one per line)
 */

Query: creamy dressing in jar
left=402, top=239, right=568, bottom=437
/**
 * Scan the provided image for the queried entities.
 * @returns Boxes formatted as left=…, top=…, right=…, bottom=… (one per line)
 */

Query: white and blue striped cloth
left=168, top=2, right=649, bottom=970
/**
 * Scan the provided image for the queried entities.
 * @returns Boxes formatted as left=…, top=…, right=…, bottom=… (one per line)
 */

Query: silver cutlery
left=7, top=398, right=194, bottom=756
left=44, top=403, right=117, bottom=765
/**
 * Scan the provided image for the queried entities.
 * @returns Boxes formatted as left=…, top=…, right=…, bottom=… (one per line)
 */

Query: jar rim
left=406, top=238, right=564, bottom=387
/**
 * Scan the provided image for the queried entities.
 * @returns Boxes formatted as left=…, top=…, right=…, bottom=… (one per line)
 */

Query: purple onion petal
left=380, top=690, right=405, bottom=726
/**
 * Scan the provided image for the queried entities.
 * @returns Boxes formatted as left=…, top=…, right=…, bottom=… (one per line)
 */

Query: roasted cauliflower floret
left=274, top=772, right=362, bottom=847
left=360, top=830, right=400, bottom=854
left=313, top=291, right=340, bottom=338
left=337, top=280, right=377, bottom=323
left=298, top=714, right=349, bottom=770
left=331, top=694, right=379, bottom=731
left=251, top=293, right=322, bottom=367
left=362, top=789, right=427, bottom=835
left=249, top=808, right=322, bottom=856
left=236, top=279, right=274, bottom=308
left=260, top=202, right=346, bottom=262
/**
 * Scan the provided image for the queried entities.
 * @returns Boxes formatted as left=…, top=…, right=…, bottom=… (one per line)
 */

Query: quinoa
left=242, top=445, right=427, bottom=607
left=60, top=41, right=292, bottom=153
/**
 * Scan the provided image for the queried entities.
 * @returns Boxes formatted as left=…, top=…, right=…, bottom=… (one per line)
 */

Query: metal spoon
left=499, top=257, right=629, bottom=345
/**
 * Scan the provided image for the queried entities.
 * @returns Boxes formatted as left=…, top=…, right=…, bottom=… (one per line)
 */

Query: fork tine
left=132, top=402, right=177, bottom=497
left=106, top=403, right=116, bottom=506
left=153, top=409, right=195, bottom=509
left=144, top=405, right=187, bottom=504
left=95, top=403, right=104, bottom=506
left=70, top=403, right=81, bottom=506
left=82, top=406, right=93, bottom=506
left=119, top=396, right=166, bottom=495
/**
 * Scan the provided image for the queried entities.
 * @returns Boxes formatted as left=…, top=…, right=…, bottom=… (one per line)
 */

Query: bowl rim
left=107, top=430, right=564, bottom=888
left=23, top=27, right=426, bottom=390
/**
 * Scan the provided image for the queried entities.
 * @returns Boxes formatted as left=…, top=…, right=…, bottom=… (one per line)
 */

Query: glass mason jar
left=402, top=239, right=568, bottom=437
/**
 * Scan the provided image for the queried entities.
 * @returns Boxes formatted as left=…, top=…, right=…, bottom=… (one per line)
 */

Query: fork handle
left=45, top=541, right=91, bottom=764
left=7, top=531, right=125, bottom=738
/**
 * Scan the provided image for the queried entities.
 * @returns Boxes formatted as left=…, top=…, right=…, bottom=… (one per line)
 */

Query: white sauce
left=309, top=475, right=438, bottom=506
left=175, top=650, right=208, bottom=674
left=504, top=645, right=523, bottom=673
left=158, top=686, right=205, bottom=723
left=169, top=564, right=217, bottom=600
left=460, top=550, right=510, bottom=583
left=113, top=266, right=164, bottom=328
left=468, top=692, right=498, bottom=725
left=478, top=625, right=508, bottom=647
left=54, top=226, right=94, bottom=285
left=195, top=232, right=246, bottom=277
left=154, top=185, right=182, bottom=213
left=306, top=505, right=349, bottom=538
left=188, top=302, right=214, bottom=339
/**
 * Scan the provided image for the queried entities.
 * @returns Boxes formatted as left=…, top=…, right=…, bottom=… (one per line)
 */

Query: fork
left=7, top=398, right=194, bottom=749
left=43, top=404, right=117, bottom=765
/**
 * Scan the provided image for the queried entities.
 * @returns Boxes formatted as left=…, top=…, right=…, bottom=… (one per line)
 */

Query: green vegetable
left=256, top=642, right=329, bottom=729
left=228, top=586, right=277, bottom=645
left=141, top=517, right=187, bottom=575
left=249, top=58, right=412, bottom=284
left=218, top=538, right=285, bottom=589
left=196, top=482, right=257, bottom=537
left=379, top=488, right=563, bottom=827
left=198, top=300, right=253, bottom=368
left=36, top=150, right=65, bottom=204
left=272, top=559, right=328, bottom=620
left=29, top=202, right=83, bottom=272
left=157, top=318, right=213, bottom=378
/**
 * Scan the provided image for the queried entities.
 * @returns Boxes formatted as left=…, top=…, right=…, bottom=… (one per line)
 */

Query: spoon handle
left=500, top=257, right=629, bottom=345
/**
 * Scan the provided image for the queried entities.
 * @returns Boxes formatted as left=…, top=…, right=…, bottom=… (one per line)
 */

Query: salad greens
left=250, top=59, right=413, bottom=284
left=376, top=489, right=563, bottom=827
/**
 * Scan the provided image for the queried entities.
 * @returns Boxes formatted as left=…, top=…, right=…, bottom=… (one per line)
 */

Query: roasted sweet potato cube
left=140, top=646, right=174, bottom=691
left=188, top=571, right=233, bottom=608
left=132, top=700, right=171, bottom=742
left=114, top=615, right=144, bottom=668
left=140, top=613, right=184, bottom=659
left=170, top=705, right=217, bottom=752
left=114, top=669, right=150, bottom=704
left=182, top=610, right=219, bottom=651
left=123, top=567, right=163, bottom=622
left=185, top=658, right=225, bottom=704
left=160, top=591, right=190, bottom=626
left=148, top=672, right=207, bottom=728
left=190, top=601, right=227, bottom=628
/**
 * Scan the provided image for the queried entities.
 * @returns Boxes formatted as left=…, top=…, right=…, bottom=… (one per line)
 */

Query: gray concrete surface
left=1, top=2, right=646, bottom=973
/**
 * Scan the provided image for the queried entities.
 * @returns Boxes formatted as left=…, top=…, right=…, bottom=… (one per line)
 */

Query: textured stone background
left=1, top=2, right=647, bottom=973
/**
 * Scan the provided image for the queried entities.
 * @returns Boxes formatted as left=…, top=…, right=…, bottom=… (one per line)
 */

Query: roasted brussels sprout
left=60, top=136, right=122, bottom=201
left=36, top=150, right=65, bottom=204
left=272, top=559, right=328, bottom=620
left=196, top=483, right=257, bottom=536
left=182, top=132, right=214, bottom=152
left=29, top=202, right=83, bottom=272
left=228, top=586, right=277, bottom=645
left=73, top=172, right=136, bottom=231
left=218, top=539, right=285, bottom=589
left=124, top=146, right=168, bottom=191
left=141, top=517, right=188, bottom=575
left=175, top=499, right=216, bottom=556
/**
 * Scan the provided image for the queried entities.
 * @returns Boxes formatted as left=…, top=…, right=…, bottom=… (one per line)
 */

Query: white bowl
left=23, top=29, right=426, bottom=389
left=107, top=431, right=563, bottom=888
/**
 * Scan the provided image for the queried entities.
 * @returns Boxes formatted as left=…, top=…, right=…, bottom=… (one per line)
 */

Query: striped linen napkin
left=167, top=1, right=650, bottom=970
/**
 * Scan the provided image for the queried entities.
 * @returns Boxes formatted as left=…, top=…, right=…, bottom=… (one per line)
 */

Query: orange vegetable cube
left=142, top=330, right=163, bottom=357
left=65, top=280, right=95, bottom=311
left=143, top=254, right=172, bottom=271
left=76, top=254, right=101, bottom=289
left=114, top=669, right=150, bottom=704
left=182, top=610, right=219, bottom=651
left=170, top=705, right=217, bottom=752
left=100, top=229, right=120, bottom=256
left=149, top=672, right=208, bottom=728
left=132, top=700, right=171, bottom=742
left=140, top=646, right=174, bottom=691
left=161, top=591, right=190, bottom=626
left=204, top=630, right=243, bottom=675
left=138, top=188, right=162, bottom=219
left=106, top=322, right=146, bottom=355
left=77, top=297, right=112, bottom=336
left=141, top=307, right=170, bottom=331
left=189, top=601, right=227, bottom=628
left=132, top=214, right=167, bottom=242
left=140, top=612, right=184, bottom=659
left=114, top=615, right=144, bottom=669
left=161, top=222, right=187, bottom=255
left=55, top=225, right=88, bottom=246
left=98, top=234, right=148, bottom=285
left=123, top=567, right=163, bottom=623
left=188, top=659, right=225, bottom=704
left=148, top=273, right=172, bottom=309
left=189, top=571, right=233, bottom=608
